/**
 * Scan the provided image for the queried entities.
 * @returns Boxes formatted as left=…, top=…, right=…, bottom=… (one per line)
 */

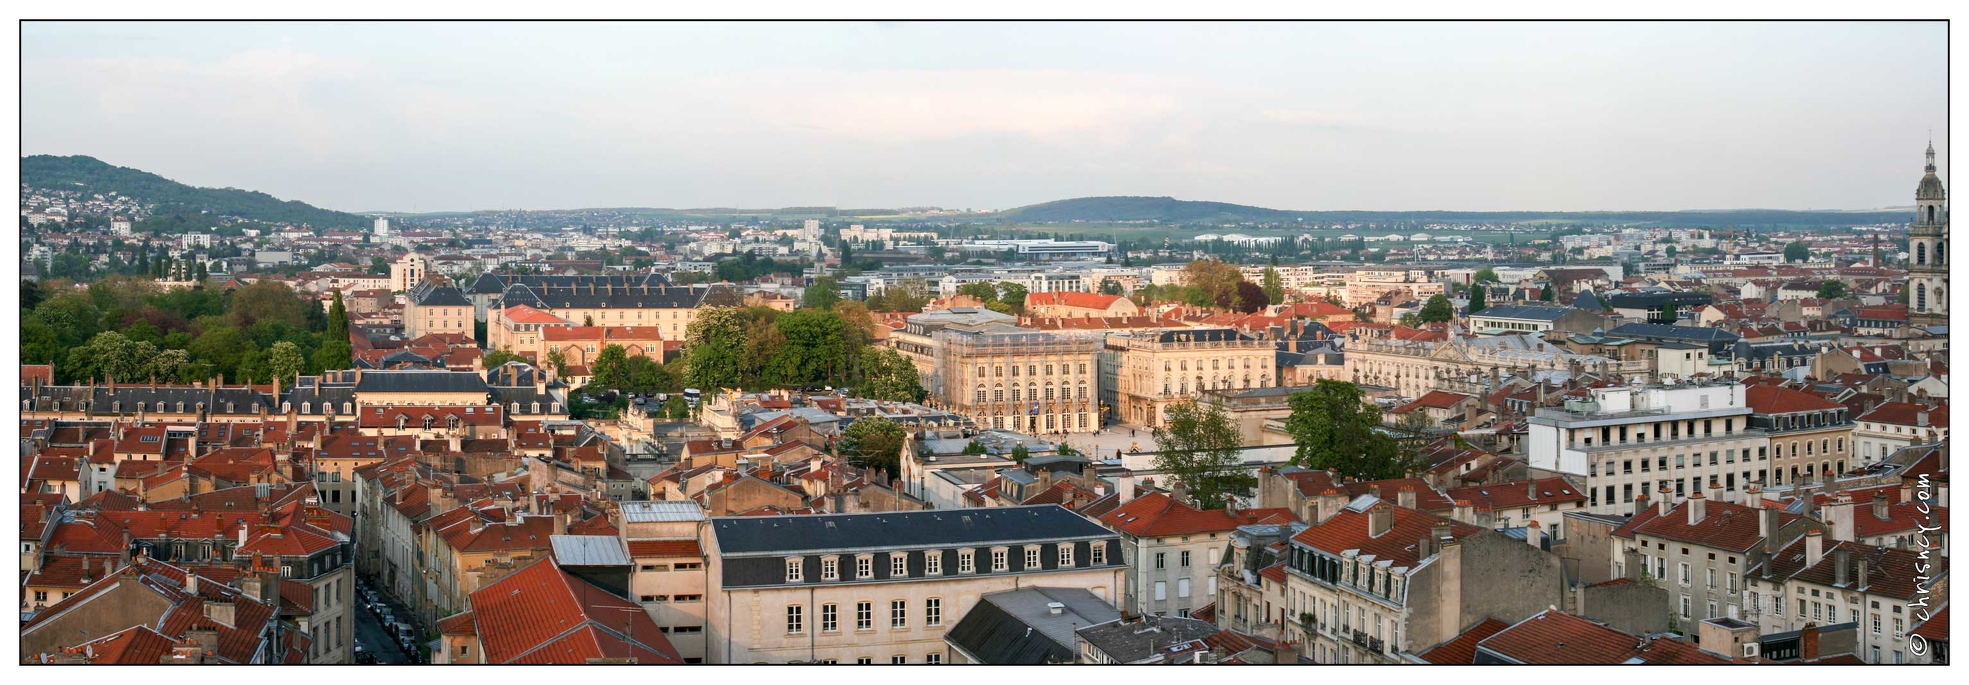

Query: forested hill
left=993, top=195, right=1912, bottom=227
left=21, top=155, right=370, bottom=230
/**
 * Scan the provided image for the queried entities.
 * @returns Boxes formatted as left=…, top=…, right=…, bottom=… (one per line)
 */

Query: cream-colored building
left=492, top=282, right=729, bottom=342
left=404, top=280, right=474, bottom=339
left=1343, top=270, right=1445, bottom=307
left=930, top=321, right=1102, bottom=435
left=1100, top=328, right=1275, bottom=428
left=620, top=501, right=711, bottom=663
left=702, top=505, right=1125, bottom=664
left=890, top=308, right=1019, bottom=380
left=1344, top=333, right=1641, bottom=400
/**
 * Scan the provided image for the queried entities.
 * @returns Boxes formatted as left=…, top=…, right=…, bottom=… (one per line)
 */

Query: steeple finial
left=1927, top=137, right=1937, bottom=173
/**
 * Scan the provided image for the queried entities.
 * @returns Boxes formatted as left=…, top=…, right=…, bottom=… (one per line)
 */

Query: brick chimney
left=1800, top=622, right=1820, bottom=661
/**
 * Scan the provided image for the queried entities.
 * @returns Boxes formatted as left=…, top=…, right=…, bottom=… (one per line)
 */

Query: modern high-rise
left=1909, top=142, right=1948, bottom=326
left=374, top=216, right=391, bottom=239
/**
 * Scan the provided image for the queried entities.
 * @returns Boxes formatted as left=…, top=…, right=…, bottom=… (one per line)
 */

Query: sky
left=20, top=21, right=1949, bottom=214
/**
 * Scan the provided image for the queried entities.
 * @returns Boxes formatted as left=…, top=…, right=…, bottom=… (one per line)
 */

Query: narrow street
left=354, top=602, right=413, bottom=664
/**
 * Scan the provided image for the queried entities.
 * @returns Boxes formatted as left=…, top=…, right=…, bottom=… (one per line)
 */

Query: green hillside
left=990, top=195, right=1911, bottom=228
left=20, top=155, right=370, bottom=231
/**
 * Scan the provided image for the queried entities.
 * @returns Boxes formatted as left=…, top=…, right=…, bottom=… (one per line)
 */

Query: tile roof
left=1290, top=500, right=1484, bottom=567
left=1026, top=291, right=1129, bottom=310
left=1098, top=492, right=1245, bottom=537
left=1745, top=385, right=1845, bottom=414
left=1477, top=609, right=1731, bottom=664
left=465, top=557, right=682, bottom=664
left=1614, top=499, right=1794, bottom=553
left=1418, top=617, right=1510, bottom=664
left=1443, top=478, right=1587, bottom=513
left=1855, top=401, right=1948, bottom=428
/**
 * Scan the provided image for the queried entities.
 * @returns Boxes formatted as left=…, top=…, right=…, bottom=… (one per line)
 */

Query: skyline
left=22, top=21, right=1949, bottom=214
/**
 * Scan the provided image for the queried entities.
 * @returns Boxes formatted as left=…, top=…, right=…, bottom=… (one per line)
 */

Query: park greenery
left=1150, top=398, right=1257, bottom=509
left=23, top=276, right=345, bottom=386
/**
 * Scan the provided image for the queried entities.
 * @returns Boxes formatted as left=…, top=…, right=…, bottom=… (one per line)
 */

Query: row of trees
left=22, top=276, right=351, bottom=386
left=1150, top=379, right=1434, bottom=509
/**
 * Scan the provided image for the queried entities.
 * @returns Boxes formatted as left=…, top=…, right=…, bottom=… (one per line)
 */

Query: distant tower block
left=803, top=218, right=821, bottom=242
left=374, top=217, right=391, bottom=238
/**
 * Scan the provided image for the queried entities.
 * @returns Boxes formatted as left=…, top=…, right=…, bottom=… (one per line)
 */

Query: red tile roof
left=465, top=557, right=682, bottom=664
left=1855, top=401, right=1948, bottom=428
left=1290, top=500, right=1484, bottom=568
left=502, top=304, right=572, bottom=325
left=1026, top=291, right=1129, bottom=310
left=1614, top=499, right=1794, bottom=553
left=1745, top=385, right=1844, bottom=414
left=1477, top=609, right=1731, bottom=664
left=1099, top=492, right=1245, bottom=537
left=625, top=539, right=703, bottom=558
left=1443, top=478, right=1587, bottom=514
left=1418, top=618, right=1510, bottom=664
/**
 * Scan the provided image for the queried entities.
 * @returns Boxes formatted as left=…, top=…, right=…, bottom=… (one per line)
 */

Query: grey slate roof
left=1153, top=328, right=1252, bottom=344
left=497, top=282, right=723, bottom=311
left=1607, top=322, right=1741, bottom=343
left=470, top=272, right=670, bottom=295
left=408, top=280, right=471, bottom=306
left=1604, top=291, right=1713, bottom=310
left=710, top=504, right=1116, bottom=557
left=1471, top=304, right=1575, bottom=322
left=944, top=587, right=1122, bottom=664
left=1075, top=614, right=1221, bottom=663
left=353, top=370, right=491, bottom=395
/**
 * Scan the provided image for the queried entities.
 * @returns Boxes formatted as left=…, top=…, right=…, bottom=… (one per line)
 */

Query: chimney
left=1800, top=623, right=1821, bottom=661
left=1525, top=519, right=1543, bottom=548
left=186, top=573, right=198, bottom=596
left=1804, top=529, right=1824, bottom=567
left=1745, top=484, right=1763, bottom=510
left=1452, top=499, right=1473, bottom=524
left=1871, top=493, right=1889, bottom=520
left=1823, top=493, right=1855, bottom=542
left=1687, top=491, right=1707, bottom=525
left=1633, top=491, right=1649, bottom=517
left=1367, top=503, right=1394, bottom=538
left=1856, top=559, right=1870, bottom=591
left=1657, top=485, right=1673, bottom=518
left=1171, top=480, right=1189, bottom=506
left=1397, top=485, right=1417, bottom=510
left=1833, top=546, right=1851, bottom=587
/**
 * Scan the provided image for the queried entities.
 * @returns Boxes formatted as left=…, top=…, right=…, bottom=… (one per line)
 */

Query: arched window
left=531, top=402, right=542, bottom=414
left=343, top=402, right=353, bottom=414
left=282, top=402, right=292, bottom=413
left=1929, top=206, right=1937, bottom=224
left=511, top=402, right=521, bottom=415
left=396, top=415, right=409, bottom=430
left=1918, top=288, right=1928, bottom=311
left=423, top=415, right=436, bottom=430
left=302, top=402, right=312, bottom=414
left=1917, top=243, right=1927, bottom=265
left=176, top=402, right=185, bottom=413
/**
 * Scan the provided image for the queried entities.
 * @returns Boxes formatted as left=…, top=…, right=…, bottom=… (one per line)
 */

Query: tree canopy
left=1284, top=380, right=1426, bottom=480
left=1418, top=294, right=1455, bottom=323
left=1150, top=398, right=1256, bottom=509
left=841, top=417, right=908, bottom=475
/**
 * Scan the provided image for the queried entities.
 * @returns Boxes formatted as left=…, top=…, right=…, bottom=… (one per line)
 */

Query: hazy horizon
left=22, top=21, right=1949, bottom=214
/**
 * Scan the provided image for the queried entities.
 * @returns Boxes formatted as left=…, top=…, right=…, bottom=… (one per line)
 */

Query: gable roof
left=464, top=557, right=681, bottom=664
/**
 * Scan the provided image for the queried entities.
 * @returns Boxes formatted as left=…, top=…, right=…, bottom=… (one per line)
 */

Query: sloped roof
left=466, top=557, right=681, bottom=664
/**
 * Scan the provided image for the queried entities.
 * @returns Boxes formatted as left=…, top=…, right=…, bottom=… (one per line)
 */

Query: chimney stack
left=1872, top=493, right=1890, bottom=520
left=1833, top=546, right=1851, bottom=587
left=1657, top=485, right=1673, bottom=517
left=1171, top=480, right=1189, bottom=505
left=1525, top=520, right=1543, bottom=548
left=1745, top=484, right=1763, bottom=510
left=1800, top=623, right=1821, bottom=661
left=1804, top=529, right=1824, bottom=567
left=1367, top=503, right=1394, bottom=538
left=1688, top=491, right=1707, bottom=525
left=1397, top=485, right=1417, bottom=510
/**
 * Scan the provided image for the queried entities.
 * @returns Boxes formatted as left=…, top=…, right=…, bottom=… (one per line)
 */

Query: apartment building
left=1343, top=270, right=1446, bottom=307
left=1279, top=497, right=1563, bottom=664
left=1749, top=531, right=1949, bottom=664
left=1101, top=328, right=1274, bottom=428
left=1345, top=333, right=1627, bottom=400
left=1613, top=490, right=1807, bottom=626
left=1095, top=488, right=1297, bottom=619
left=619, top=501, right=711, bottom=663
left=1528, top=382, right=1770, bottom=516
left=701, top=505, right=1125, bottom=664
left=1852, top=401, right=1948, bottom=466
left=930, top=321, right=1102, bottom=435
left=889, top=307, right=1018, bottom=381
left=404, top=280, right=474, bottom=339
left=1745, top=384, right=1855, bottom=487
left=492, top=282, right=732, bottom=342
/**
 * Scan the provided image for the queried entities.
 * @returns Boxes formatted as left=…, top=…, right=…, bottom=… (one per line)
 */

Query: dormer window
left=785, top=557, right=804, bottom=583
left=302, top=402, right=312, bottom=414
left=856, top=555, right=874, bottom=580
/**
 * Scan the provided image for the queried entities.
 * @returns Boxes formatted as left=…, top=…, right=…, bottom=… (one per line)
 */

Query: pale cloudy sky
left=20, top=21, right=1948, bottom=213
